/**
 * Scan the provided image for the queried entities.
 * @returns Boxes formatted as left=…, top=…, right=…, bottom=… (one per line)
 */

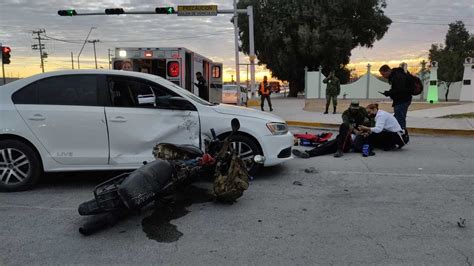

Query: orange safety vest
left=259, top=81, right=270, bottom=95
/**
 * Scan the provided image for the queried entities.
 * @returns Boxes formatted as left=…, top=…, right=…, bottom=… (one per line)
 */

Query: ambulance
left=112, top=47, right=223, bottom=103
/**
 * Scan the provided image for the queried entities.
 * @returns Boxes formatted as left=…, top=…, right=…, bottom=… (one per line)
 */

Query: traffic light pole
left=233, top=0, right=241, bottom=105
left=1, top=62, right=5, bottom=85
left=57, top=6, right=257, bottom=97
left=207, top=7, right=256, bottom=99
left=1, top=43, right=5, bottom=85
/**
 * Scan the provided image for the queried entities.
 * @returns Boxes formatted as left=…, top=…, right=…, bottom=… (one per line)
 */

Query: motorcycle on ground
left=77, top=118, right=264, bottom=236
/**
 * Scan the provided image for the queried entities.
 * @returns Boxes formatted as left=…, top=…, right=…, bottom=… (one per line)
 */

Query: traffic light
left=155, top=7, right=175, bottom=14
left=2, top=46, right=11, bottom=64
left=105, top=8, right=125, bottom=15
left=58, top=9, right=77, bottom=16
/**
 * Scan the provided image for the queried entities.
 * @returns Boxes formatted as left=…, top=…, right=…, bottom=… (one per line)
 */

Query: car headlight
left=266, top=122, right=288, bottom=135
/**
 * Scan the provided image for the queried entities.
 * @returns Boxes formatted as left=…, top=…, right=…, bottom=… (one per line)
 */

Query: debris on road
left=304, top=167, right=319, bottom=173
left=292, top=181, right=303, bottom=186
left=457, top=218, right=466, bottom=228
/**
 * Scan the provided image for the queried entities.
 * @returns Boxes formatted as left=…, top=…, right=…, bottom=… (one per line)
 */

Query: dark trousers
left=306, top=123, right=351, bottom=157
left=368, top=131, right=404, bottom=150
left=261, top=95, right=272, bottom=110
left=393, top=101, right=410, bottom=129
left=199, top=86, right=209, bottom=101
left=336, top=123, right=352, bottom=152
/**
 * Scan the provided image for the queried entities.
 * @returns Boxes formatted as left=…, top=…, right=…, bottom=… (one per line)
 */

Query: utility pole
left=71, top=52, right=74, bottom=69
left=32, top=29, right=46, bottom=73
left=78, top=27, right=96, bottom=69
left=108, top=49, right=114, bottom=69
left=88, top=39, right=100, bottom=69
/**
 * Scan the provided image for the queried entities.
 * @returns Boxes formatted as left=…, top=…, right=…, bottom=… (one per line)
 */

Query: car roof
left=27, top=69, right=154, bottom=80
left=1, top=70, right=166, bottom=93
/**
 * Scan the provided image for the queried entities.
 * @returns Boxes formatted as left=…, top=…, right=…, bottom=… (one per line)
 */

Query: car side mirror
left=137, top=94, right=156, bottom=106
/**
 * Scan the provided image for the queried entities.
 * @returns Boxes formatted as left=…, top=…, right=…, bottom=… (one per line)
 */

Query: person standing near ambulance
left=259, top=76, right=273, bottom=111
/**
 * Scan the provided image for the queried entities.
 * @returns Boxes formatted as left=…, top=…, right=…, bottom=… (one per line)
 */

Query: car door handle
left=110, top=116, right=127, bottom=123
left=28, top=114, right=45, bottom=121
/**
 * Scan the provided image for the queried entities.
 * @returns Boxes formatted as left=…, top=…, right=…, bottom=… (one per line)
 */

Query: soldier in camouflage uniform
left=323, top=70, right=341, bottom=114
left=334, top=100, right=373, bottom=157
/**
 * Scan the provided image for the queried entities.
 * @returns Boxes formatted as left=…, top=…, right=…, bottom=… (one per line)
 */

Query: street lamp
left=77, top=27, right=96, bottom=69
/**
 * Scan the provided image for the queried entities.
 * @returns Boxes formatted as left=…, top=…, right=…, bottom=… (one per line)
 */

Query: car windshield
left=223, top=85, right=237, bottom=91
left=151, top=76, right=214, bottom=106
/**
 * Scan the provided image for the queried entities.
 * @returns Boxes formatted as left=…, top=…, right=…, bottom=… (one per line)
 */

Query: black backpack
left=406, top=72, right=423, bottom=96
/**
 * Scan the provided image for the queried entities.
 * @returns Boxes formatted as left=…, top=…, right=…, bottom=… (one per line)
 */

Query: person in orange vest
left=259, top=76, right=273, bottom=111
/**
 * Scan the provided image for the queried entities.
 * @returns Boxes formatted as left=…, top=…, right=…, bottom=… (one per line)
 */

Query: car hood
left=211, top=104, right=285, bottom=122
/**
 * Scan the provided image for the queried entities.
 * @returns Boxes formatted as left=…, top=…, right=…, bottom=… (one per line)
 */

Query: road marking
left=327, top=171, right=474, bottom=178
left=0, top=204, right=76, bottom=211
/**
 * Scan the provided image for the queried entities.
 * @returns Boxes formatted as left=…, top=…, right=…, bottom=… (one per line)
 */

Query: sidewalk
left=249, top=97, right=474, bottom=136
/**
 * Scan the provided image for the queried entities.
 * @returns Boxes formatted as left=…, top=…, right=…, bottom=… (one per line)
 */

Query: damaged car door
left=105, top=75, right=200, bottom=166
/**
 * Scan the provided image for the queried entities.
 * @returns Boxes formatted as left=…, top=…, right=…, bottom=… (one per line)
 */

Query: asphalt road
left=1, top=133, right=473, bottom=265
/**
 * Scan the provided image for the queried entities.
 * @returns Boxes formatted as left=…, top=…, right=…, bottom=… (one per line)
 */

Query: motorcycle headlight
left=266, top=122, right=288, bottom=135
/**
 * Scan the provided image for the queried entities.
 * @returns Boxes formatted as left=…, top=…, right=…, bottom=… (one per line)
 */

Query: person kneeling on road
left=358, top=103, right=406, bottom=151
left=292, top=100, right=374, bottom=159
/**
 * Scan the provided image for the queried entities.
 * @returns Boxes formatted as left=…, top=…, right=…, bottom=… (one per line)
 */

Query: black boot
left=324, top=105, right=329, bottom=114
left=333, top=106, right=337, bottom=114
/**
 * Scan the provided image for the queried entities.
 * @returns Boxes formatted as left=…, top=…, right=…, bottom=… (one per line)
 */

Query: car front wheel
left=228, top=134, right=262, bottom=176
left=0, top=140, right=42, bottom=192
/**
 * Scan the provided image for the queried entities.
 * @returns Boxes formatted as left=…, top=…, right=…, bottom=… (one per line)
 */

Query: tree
left=429, top=21, right=474, bottom=101
left=236, top=0, right=392, bottom=96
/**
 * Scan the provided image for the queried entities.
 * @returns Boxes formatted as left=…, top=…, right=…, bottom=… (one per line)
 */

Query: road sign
left=177, top=5, right=217, bottom=16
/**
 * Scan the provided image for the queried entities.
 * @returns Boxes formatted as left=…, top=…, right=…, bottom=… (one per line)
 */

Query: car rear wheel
left=0, top=140, right=42, bottom=192
left=228, top=134, right=262, bottom=176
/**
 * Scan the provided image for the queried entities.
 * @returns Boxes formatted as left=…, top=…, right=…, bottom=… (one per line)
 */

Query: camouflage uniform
left=341, top=107, right=372, bottom=131
left=334, top=104, right=374, bottom=157
left=323, top=76, right=341, bottom=113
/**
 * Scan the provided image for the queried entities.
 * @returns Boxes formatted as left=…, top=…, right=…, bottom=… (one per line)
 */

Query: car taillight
left=167, top=61, right=180, bottom=77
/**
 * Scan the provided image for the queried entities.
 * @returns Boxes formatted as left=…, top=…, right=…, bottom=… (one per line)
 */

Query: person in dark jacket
left=379, top=65, right=412, bottom=129
left=194, top=72, right=209, bottom=101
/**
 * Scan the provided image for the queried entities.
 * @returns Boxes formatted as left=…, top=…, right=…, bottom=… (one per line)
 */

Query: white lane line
left=0, top=204, right=76, bottom=211
left=327, top=171, right=474, bottom=178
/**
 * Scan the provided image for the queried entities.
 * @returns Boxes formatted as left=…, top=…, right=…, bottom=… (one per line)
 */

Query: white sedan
left=222, top=84, right=248, bottom=105
left=0, top=70, right=293, bottom=191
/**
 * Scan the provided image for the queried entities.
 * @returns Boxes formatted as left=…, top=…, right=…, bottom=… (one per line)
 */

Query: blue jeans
left=394, top=101, right=410, bottom=129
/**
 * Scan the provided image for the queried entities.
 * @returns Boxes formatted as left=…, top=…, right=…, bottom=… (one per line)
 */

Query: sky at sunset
left=1, top=0, right=473, bottom=81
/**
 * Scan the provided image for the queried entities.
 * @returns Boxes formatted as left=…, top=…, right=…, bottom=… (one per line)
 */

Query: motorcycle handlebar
left=210, top=128, right=217, bottom=140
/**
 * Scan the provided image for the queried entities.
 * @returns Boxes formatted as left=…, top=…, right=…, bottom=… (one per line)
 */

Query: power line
left=42, top=30, right=235, bottom=44
left=388, top=13, right=474, bottom=20
left=43, top=35, right=83, bottom=44
left=330, top=16, right=474, bottom=27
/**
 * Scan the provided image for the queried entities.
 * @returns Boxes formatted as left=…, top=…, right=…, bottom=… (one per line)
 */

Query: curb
left=286, top=121, right=474, bottom=137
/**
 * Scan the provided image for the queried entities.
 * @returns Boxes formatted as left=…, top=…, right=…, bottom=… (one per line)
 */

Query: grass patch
left=439, top=112, right=474, bottom=118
